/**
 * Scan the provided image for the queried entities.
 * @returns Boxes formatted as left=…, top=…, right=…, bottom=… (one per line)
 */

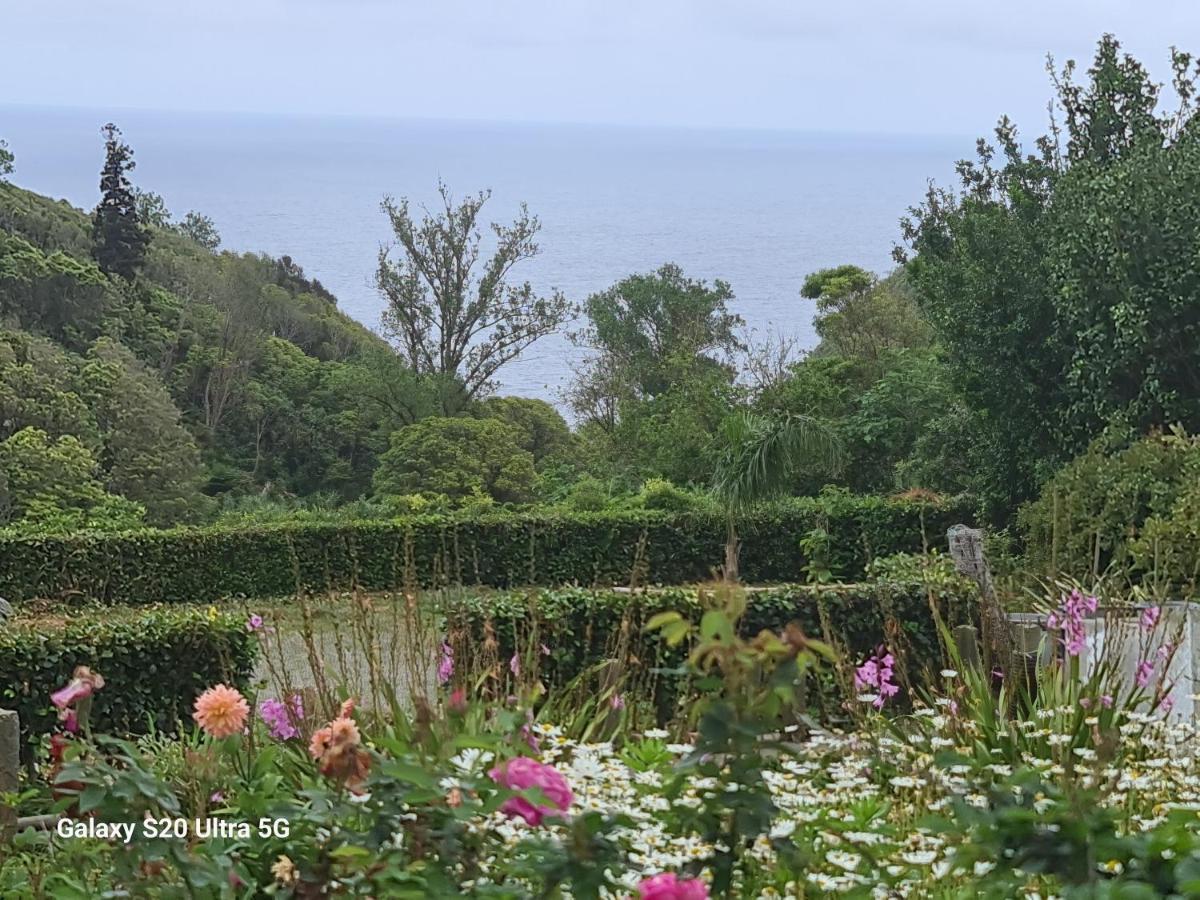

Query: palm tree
left=711, top=412, right=844, bottom=581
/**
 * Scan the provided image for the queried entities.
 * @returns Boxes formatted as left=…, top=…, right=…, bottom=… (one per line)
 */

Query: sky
left=4, top=1, right=1200, bottom=136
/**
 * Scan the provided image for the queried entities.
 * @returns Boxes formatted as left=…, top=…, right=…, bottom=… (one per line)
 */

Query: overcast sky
left=4, top=1, right=1199, bottom=136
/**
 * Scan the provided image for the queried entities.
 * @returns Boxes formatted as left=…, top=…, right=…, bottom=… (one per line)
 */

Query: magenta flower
left=635, top=872, right=711, bottom=899
left=246, top=614, right=264, bottom=632
left=438, top=643, right=454, bottom=685
left=489, top=757, right=573, bottom=826
left=1046, top=589, right=1097, bottom=658
left=1136, top=659, right=1156, bottom=688
left=259, top=695, right=304, bottom=740
left=853, top=646, right=900, bottom=709
left=1100, top=694, right=1113, bottom=708
left=1140, top=606, right=1161, bottom=633
left=1162, top=695, right=1176, bottom=714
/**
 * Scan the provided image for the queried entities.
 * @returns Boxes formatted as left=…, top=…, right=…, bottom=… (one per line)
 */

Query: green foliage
left=803, top=266, right=930, bottom=360
left=474, top=396, right=575, bottom=466
left=0, top=606, right=255, bottom=761
left=0, top=427, right=144, bottom=530
left=633, top=478, right=705, bottom=512
left=0, top=495, right=969, bottom=604
left=0, top=138, right=13, bottom=179
left=91, top=123, right=149, bottom=280
left=901, top=36, right=1200, bottom=521
left=374, top=416, right=538, bottom=503
left=1018, top=428, right=1200, bottom=584
left=573, top=262, right=745, bottom=403
left=448, top=580, right=968, bottom=728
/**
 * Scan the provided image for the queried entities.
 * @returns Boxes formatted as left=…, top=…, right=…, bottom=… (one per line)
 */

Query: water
left=0, top=105, right=965, bottom=404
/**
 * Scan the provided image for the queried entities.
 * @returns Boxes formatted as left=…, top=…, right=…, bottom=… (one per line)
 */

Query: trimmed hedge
left=0, top=495, right=971, bottom=605
left=1, top=607, right=257, bottom=762
left=443, top=581, right=976, bottom=718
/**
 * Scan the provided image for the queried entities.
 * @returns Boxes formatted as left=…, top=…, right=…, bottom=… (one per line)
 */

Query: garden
left=5, top=494, right=1200, bottom=898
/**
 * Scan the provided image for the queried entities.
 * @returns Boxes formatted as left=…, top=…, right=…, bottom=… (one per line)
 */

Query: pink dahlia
left=489, top=756, right=573, bottom=826
left=193, top=684, right=250, bottom=739
left=635, top=872, right=710, bottom=900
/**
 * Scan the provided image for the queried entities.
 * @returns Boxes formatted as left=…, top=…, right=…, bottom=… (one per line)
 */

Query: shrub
left=443, top=580, right=974, bottom=721
left=633, top=477, right=707, bottom=511
left=0, top=496, right=970, bottom=604
left=1019, top=427, right=1200, bottom=583
left=0, top=606, right=256, bottom=762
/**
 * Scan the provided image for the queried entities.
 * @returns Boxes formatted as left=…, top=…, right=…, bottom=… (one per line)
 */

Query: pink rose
left=635, top=872, right=710, bottom=900
left=489, top=756, right=573, bottom=826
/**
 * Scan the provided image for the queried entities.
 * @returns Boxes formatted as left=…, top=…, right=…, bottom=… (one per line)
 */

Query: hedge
left=442, top=580, right=976, bottom=720
left=0, top=495, right=971, bottom=605
left=0, top=607, right=257, bottom=763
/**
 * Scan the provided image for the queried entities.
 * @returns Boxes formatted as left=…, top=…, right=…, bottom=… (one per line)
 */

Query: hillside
left=0, top=181, right=427, bottom=528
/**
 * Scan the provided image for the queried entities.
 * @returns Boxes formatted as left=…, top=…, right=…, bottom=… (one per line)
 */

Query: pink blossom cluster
left=489, top=756, right=573, bottom=826
left=853, top=646, right=900, bottom=709
left=635, top=872, right=710, bottom=899
left=438, top=643, right=454, bottom=685
left=259, top=694, right=305, bottom=741
left=1045, top=589, right=1098, bottom=657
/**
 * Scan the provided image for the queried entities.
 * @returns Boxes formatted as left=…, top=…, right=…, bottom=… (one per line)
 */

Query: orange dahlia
left=193, top=684, right=250, bottom=739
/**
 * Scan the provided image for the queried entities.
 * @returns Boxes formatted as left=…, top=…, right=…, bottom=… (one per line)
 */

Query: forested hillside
left=0, top=177, right=433, bottom=528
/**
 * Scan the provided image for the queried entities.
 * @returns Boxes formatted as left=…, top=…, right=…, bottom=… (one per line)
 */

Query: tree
left=572, top=263, right=744, bottom=408
left=0, top=427, right=143, bottom=529
left=373, top=417, right=537, bottom=503
left=0, top=139, right=13, bottom=180
left=82, top=338, right=209, bottom=524
left=897, top=35, right=1200, bottom=521
left=475, top=396, right=573, bottom=465
left=376, top=183, right=570, bottom=415
left=92, top=124, right=150, bottom=279
left=178, top=211, right=221, bottom=251
left=802, top=266, right=930, bottom=361
left=711, top=412, right=842, bottom=580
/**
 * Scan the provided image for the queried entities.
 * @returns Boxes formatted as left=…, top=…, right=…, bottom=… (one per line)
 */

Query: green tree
left=0, top=139, right=13, bottom=180
left=802, top=266, right=929, bottom=361
left=570, top=263, right=744, bottom=417
left=178, top=211, right=221, bottom=251
left=92, top=123, right=150, bottom=279
left=0, top=427, right=143, bottom=529
left=376, top=182, right=571, bottom=415
left=711, top=412, right=842, bottom=580
left=82, top=339, right=209, bottom=524
left=898, top=35, right=1200, bottom=521
left=475, top=396, right=574, bottom=465
left=373, top=417, right=537, bottom=503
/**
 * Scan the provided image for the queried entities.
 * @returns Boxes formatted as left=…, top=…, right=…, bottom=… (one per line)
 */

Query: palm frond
left=712, top=412, right=843, bottom=512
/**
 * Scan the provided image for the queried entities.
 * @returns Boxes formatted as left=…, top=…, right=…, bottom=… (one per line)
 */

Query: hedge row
left=0, top=495, right=971, bottom=605
left=1, top=608, right=257, bottom=762
left=442, top=580, right=976, bottom=718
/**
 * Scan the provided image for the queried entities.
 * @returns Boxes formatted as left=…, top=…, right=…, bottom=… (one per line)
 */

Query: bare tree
left=376, top=183, right=572, bottom=415
left=738, top=326, right=805, bottom=397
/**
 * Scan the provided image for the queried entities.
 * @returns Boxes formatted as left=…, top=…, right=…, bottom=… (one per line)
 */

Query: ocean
left=0, top=105, right=965, bottom=404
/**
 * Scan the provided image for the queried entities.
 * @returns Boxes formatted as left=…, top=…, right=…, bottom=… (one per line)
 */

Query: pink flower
left=854, top=646, right=900, bottom=709
left=1046, top=589, right=1097, bottom=658
left=635, top=872, right=710, bottom=899
left=438, top=643, right=454, bottom=685
left=246, top=614, right=264, bottom=632
left=1100, top=694, right=1113, bottom=708
left=489, top=757, right=573, bottom=826
left=1135, top=659, right=1156, bottom=689
left=1140, top=606, right=1161, bottom=633
left=611, top=694, right=626, bottom=710
left=260, top=695, right=304, bottom=741
left=448, top=687, right=468, bottom=715
left=51, top=666, right=105, bottom=710
left=509, top=653, right=521, bottom=678
left=193, top=685, right=250, bottom=739
left=1162, top=695, right=1176, bottom=714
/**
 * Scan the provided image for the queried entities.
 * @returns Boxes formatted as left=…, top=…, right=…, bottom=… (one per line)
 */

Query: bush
left=1019, top=427, right=1200, bottom=583
left=0, top=496, right=970, bottom=604
left=0, top=606, right=256, bottom=762
left=632, top=477, right=707, bottom=511
left=444, top=580, right=974, bottom=721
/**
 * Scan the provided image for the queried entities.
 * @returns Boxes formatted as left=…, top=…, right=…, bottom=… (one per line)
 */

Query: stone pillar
left=0, top=708, right=17, bottom=840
